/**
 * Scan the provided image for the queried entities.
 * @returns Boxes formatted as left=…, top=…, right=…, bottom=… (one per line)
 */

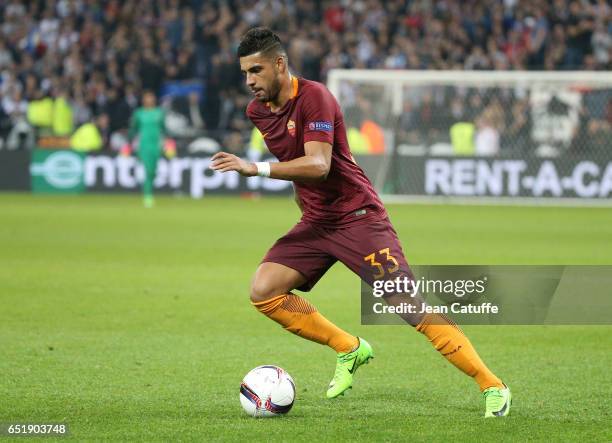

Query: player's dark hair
left=237, top=27, right=286, bottom=59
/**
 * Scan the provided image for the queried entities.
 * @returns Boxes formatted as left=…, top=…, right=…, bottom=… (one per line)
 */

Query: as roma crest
left=287, top=120, right=296, bottom=137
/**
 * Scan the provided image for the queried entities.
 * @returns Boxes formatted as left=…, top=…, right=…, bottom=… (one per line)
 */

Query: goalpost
left=328, top=70, right=612, bottom=206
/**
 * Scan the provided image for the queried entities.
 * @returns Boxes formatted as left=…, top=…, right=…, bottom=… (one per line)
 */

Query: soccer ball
left=239, top=365, right=296, bottom=417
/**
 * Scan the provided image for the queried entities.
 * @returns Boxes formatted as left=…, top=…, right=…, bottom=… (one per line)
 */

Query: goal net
left=327, top=70, right=612, bottom=204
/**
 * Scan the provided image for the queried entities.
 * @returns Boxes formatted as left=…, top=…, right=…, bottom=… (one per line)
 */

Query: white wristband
left=255, top=162, right=271, bottom=177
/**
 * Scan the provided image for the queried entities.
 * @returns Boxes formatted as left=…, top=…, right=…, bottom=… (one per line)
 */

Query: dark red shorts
left=262, top=213, right=412, bottom=292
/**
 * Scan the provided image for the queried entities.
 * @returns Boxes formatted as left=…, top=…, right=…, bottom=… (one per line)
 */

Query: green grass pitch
left=1, top=193, right=611, bottom=441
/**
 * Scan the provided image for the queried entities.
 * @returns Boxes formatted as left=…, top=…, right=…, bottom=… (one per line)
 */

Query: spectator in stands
left=0, top=38, right=13, bottom=69
left=166, top=91, right=206, bottom=137
left=223, top=130, right=246, bottom=156
left=104, top=87, right=132, bottom=135
left=71, top=114, right=105, bottom=153
left=581, top=90, right=612, bottom=152
left=465, top=46, right=491, bottom=70
left=592, top=20, right=611, bottom=68
left=503, top=98, right=532, bottom=153
left=475, top=111, right=501, bottom=156
left=526, top=7, right=550, bottom=68
left=2, top=87, right=33, bottom=150
left=545, top=24, right=569, bottom=70
left=565, top=0, right=596, bottom=68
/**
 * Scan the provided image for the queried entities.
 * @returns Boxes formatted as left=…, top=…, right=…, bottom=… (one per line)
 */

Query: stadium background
left=1, top=0, right=611, bottom=441
left=1, top=0, right=610, bottom=201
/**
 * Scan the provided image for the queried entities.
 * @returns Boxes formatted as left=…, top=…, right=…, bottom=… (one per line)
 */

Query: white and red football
left=239, top=365, right=296, bottom=417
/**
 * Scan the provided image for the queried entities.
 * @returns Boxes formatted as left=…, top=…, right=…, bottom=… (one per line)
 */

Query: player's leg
left=252, top=262, right=370, bottom=399
left=249, top=262, right=307, bottom=303
left=250, top=226, right=359, bottom=354
left=252, top=222, right=372, bottom=398
left=139, top=147, right=159, bottom=207
left=255, top=221, right=374, bottom=399
left=330, top=216, right=510, bottom=414
left=415, top=311, right=510, bottom=416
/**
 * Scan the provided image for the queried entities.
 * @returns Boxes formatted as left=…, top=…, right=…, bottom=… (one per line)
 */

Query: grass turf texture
left=1, top=193, right=611, bottom=442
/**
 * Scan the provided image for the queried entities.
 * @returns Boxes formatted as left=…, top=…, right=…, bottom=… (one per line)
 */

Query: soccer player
left=211, top=28, right=511, bottom=417
left=127, top=91, right=167, bottom=208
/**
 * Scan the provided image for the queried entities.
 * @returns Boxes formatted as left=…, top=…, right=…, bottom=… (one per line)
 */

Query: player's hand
left=210, top=152, right=257, bottom=176
left=163, top=138, right=177, bottom=159
left=120, top=143, right=133, bottom=157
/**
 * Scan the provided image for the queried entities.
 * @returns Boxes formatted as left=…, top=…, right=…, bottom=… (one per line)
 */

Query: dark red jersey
left=246, top=77, right=386, bottom=225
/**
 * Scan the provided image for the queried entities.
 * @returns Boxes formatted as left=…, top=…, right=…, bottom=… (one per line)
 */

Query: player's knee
left=249, top=278, right=279, bottom=303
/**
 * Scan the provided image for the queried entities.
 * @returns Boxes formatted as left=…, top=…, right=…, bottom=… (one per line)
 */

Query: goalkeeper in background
left=126, top=91, right=174, bottom=208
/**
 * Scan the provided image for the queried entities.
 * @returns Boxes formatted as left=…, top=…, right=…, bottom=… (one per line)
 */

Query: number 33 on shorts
left=364, top=247, right=400, bottom=280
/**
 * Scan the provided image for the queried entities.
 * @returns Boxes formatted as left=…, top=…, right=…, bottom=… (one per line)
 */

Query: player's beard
left=263, top=76, right=282, bottom=103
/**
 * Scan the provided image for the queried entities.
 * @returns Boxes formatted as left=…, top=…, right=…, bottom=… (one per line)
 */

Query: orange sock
left=416, top=313, right=503, bottom=391
left=253, top=293, right=358, bottom=353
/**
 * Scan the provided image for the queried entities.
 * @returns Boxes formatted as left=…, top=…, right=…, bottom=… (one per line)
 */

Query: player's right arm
left=121, top=110, right=139, bottom=156
left=210, top=140, right=331, bottom=182
left=127, top=110, right=139, bottom=142
left=212, top=84, right=335, bottom=182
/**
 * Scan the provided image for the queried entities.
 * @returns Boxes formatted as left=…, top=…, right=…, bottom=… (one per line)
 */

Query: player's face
left=240, top=53, right=284, bottom=103
left=143, top=92, right=156, bottom=107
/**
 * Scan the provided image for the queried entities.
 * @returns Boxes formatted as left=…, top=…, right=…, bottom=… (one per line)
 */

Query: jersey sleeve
left=302, top=86, right=335, bottom=145
left=245, top=99, right=258, bottom=121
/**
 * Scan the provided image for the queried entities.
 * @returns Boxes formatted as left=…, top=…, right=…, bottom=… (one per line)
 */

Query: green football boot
left=143, top=196, right=155, bottom=208
left=326, top=337, right=374, bottom=399
left=483, top=384, right=512, bottom=417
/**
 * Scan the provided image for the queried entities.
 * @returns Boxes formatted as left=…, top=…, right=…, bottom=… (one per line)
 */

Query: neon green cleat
left=326, top=337, right=373, bottom=399
left=143, top=196, right=155, bottom=208
left=483, top=384, right=512, bottom=417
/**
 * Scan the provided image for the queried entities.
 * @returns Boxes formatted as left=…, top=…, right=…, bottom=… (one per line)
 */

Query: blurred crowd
left=0, top=0, right=610, bottom=153
left=388, top=84, right=611, bottom=155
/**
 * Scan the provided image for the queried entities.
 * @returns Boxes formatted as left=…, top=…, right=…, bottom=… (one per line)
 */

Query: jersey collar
left=290, top=75, right=299, bottom=98
left=265, top=76, right=299, bottom=110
